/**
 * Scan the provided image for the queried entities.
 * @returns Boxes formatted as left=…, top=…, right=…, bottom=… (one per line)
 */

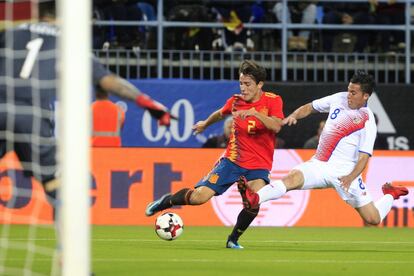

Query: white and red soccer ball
left=155, top=212, right=184, bottom=241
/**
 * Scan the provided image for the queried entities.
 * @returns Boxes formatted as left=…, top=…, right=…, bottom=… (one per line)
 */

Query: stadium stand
left=91, top=0, right=414, bottom=84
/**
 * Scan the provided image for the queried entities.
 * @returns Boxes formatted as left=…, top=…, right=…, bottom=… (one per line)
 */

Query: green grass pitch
left=2, top=225, right=414, bottom=275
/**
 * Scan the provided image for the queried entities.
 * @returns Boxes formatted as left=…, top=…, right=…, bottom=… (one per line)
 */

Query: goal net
left=0, top=0, right=91, bottom=275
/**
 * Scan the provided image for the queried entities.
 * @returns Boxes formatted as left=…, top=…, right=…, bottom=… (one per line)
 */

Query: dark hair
left=238, top=60, right=266, bottom=84
left=39, top=0, right=56, bottom=18
left=350, top=70, right=375, bottom=95
left=95, top=85, right=109, bottom=99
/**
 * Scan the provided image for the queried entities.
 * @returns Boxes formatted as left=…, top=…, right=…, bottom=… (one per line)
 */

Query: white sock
left=374, top=194, right=394, bottom=221
left=257, top=180, right=287, bottom=204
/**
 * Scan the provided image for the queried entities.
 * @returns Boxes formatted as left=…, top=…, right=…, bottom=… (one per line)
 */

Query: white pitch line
left=1, top=258, right=414, bottom=265
left=2, top=238, right=414, bottom=245
left=89, top=238, right=414, bottom=245
left=92, top=259, right=414, bottom=264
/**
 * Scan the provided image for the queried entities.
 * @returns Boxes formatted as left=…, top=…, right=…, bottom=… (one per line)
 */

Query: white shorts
left=293, top=159, right=373, bottom=208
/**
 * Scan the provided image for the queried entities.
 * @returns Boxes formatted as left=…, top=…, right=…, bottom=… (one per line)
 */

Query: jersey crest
left=258, top=106, right=269, bottom=116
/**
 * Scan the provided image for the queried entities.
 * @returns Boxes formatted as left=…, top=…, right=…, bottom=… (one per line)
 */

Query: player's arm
left=98, top=74, right=176, bottom=126
left=340, top=113, right=376, bottom=191
left=257, top=113, right=283, bottom=133
left=338, top=152, right=370, bottom=191
left=192, top=109, right=224, bottom=134
left=283, top=103, right=317, bottom=126
left=99, top=74, right=144, bottom=100
left=236, top=109, right=282, bottom=133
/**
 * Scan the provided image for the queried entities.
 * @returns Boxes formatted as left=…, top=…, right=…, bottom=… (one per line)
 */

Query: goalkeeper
left=0, top=0, right=175, bottom=204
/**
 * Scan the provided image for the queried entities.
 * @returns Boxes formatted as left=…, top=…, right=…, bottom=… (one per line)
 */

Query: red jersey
left=220, top=92, right=284, bottom=170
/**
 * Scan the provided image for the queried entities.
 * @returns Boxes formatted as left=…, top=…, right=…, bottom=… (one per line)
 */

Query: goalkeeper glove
left=135, top=94, right=177, bottom=126
left=158, top=113, right=173, bottom=126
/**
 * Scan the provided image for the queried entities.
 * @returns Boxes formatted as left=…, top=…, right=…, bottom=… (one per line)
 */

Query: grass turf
left=2, top=225, right=414, bottom=275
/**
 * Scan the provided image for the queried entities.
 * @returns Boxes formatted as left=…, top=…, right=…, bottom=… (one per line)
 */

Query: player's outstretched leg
left=382, top=182, right=409, bottom=200
left=145, top=188, right=195, bottom=216
left=237, top=176, right=259, bottom=209
left=145, top=193, right=172, bottom=216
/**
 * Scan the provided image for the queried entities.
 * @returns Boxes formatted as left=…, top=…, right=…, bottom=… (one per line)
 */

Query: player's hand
left=338, top=175, right=353, bottom=192
left=192, top=121, right=207, bottom=134
left=152, top=109, right=177, bottom=127
left=136, top=94, right=167, bottom=119
left=233, top=108, right=256, bottom=119
left=282, top=116, right=297, bottom=126
left=157, top=112, right=177, bottom=127
left=135, top=94, right=177, bottom=126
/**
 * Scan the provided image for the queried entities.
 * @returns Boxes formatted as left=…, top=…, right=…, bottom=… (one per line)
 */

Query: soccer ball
left=155, top=212, right=184, bottom=241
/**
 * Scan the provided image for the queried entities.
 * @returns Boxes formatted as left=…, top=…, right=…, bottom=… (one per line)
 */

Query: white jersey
left=311, top=92, right=377, bottom=173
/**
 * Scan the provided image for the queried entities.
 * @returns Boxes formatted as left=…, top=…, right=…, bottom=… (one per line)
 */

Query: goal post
left=58, top=0, right=91, bottom=275
left=0, top=0, right=92, bottom=274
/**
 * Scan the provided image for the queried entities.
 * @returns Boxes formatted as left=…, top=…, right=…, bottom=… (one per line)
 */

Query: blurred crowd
left=93, top=0, right=409, bottom=54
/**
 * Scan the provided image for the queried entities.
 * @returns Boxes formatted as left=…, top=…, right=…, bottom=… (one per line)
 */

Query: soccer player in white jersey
left=237, top=70, right=409, bottom=226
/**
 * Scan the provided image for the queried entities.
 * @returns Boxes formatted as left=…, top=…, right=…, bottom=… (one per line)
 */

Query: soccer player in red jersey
left=145, top=60, right=284, bottom=248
